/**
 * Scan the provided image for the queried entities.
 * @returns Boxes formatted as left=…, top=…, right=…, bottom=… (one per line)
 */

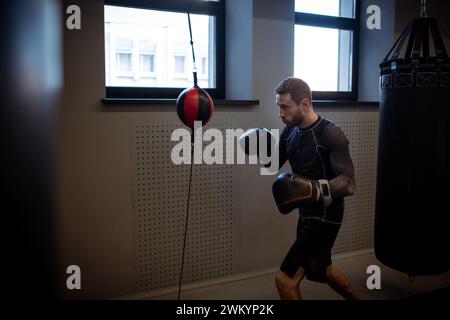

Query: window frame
left=104, top=0, right=225, bottom=99
left=295, top=0, right=360, bottom=101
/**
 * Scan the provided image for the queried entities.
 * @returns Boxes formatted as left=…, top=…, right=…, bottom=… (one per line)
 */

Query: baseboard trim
left=116, top=248, right=374, bottom=300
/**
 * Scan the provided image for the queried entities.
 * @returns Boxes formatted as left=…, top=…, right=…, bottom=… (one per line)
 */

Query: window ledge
left=102, top=98, right=260, bottom=106
left=102, top=98, right=377, bottom=107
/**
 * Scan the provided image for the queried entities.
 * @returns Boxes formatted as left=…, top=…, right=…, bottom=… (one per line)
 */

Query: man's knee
left=305, top=259, right=328, bottom=283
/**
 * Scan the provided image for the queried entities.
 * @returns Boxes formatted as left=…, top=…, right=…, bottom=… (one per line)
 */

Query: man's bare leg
left=326, top=266, right=360, bottom=300
left=275, top=267, right=306, bottom=300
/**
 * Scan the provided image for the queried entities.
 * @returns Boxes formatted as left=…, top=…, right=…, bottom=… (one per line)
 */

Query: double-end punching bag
left=174, top=12, right=214, bottom=300
left=375, top=1, right=450, bottom=277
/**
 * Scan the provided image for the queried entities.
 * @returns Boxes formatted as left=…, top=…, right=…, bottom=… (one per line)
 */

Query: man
left=272, top=77, right=359, bottom=300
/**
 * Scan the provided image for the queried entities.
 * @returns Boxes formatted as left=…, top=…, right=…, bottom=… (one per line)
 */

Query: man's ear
left=301, top=97, right=312, bottom=109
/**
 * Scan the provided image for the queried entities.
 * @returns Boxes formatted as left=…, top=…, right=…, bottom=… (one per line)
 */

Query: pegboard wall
left=331, top=118, right=378, bottom=255
left=132, top=119, right=237, bottom=292
left=131, top=115, right=379, bottom=293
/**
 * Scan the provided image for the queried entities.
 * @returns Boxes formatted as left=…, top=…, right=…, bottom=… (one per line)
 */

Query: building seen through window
left=105, top=5, right=212, bottom=89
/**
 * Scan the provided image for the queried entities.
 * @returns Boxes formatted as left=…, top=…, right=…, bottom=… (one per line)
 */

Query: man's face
left=276, top=93, right=305, bottom=128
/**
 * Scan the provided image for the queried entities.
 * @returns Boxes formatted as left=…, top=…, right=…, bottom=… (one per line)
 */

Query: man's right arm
left=325, top=126, right=356, bottom=200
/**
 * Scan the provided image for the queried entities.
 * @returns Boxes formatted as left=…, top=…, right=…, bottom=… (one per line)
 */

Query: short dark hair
left=274, top=77, right=312, bottom=105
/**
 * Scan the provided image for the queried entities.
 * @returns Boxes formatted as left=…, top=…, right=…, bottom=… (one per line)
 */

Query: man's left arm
left=271, top=126, right=356, bottom=214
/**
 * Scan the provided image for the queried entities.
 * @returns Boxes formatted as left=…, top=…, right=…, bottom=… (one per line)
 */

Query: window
left=104, top=0, right=225, bottom=99
left=295, top=0, right=360, bottom=100
left=139, top=40, right=156, bottom=74
left=115, top=38, right=133, bottom=77
left=117, top=52, right=132, bottom=73
left=174, top=55, right=186, bottom=75
left=140, top=54, right=155, bottom=73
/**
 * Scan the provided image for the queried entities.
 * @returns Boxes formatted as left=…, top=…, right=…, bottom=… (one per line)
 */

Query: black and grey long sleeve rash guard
left=279, top=116, right=356, bottom=223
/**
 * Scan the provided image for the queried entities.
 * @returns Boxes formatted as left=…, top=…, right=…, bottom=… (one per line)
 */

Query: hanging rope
left=187, top=12, right=198, bottom=87
left=177, top=142, right=195, bottom=300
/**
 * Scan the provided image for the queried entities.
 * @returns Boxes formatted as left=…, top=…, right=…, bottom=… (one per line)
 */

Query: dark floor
left=121, top=250, right=450, bottom=300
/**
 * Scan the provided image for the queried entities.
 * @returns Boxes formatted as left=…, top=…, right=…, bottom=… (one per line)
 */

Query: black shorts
left=280, top=217, right=341, bottom=282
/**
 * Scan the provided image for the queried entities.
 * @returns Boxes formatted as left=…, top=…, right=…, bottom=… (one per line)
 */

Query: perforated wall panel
left=132, top=120, right=236, bottom=292
left=331, top=119, right=378, bottom=254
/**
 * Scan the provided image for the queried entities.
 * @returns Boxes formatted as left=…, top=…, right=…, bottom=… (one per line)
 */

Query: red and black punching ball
left=175, top=9, right=214, bottom=131
left=375, top=1, right=450, bottom=277
left=176, top=85, right=214, bottom=130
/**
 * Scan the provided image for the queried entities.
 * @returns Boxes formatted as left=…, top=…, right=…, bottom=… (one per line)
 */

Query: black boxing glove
left=272, top=173, right=332, bottom=214
left=239, top=128, right=275, bottom=167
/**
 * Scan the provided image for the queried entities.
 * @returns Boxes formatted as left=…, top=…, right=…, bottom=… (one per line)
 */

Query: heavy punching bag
left=375, top=1, right=450, bottom=277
